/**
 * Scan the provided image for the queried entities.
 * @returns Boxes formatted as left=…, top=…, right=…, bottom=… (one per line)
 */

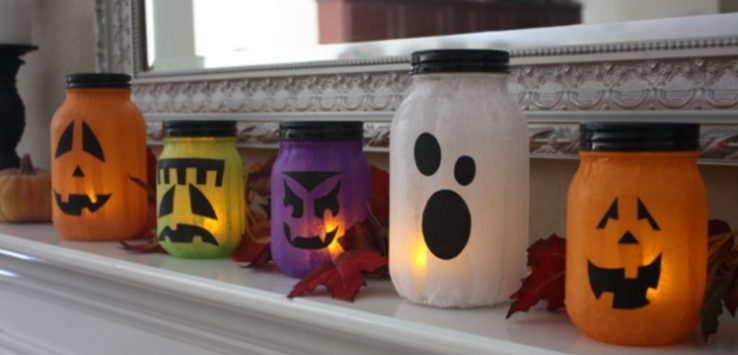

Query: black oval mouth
left=283, top=223, right=338, bottom=250
left=53, top=191, right=111, bottom=215
left=422, top=189, right=471, bottom=260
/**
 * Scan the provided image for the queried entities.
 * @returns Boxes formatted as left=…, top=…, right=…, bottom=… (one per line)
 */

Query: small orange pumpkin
left=0, top=154, right=52, bottom=223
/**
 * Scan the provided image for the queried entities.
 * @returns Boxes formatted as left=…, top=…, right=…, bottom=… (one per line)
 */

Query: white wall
left=16, top=0, right=96, bottom=169
left=579, top=0, right=720, bottom=24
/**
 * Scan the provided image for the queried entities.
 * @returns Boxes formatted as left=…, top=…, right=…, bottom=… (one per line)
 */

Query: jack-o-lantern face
left=282, top=171, right=341, bottom=250
left=53, top=120, right=111, bottom=215
left=588, top=196, right=662, bottom=309
left=157, top=158, right=225, bottom=246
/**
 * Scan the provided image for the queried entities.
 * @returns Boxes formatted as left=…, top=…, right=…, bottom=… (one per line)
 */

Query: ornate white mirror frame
left=95, top=0, right=738, bottom=164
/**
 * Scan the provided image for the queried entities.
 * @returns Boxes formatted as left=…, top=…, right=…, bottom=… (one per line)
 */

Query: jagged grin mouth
left=283, top=223, right=338, bottom=250
left=588, top=254, right=662, bottom=309
left=53, top=191, right=111, bottom=215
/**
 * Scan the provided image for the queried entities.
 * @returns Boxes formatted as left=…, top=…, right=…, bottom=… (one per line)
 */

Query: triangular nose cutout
left=73, top=165, right=85, bottom=177
left=619, top=231, right=639, bottom=244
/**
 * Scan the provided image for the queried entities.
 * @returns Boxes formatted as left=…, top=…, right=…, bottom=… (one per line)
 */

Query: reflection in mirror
left=144, top=0, right=738, bottom=72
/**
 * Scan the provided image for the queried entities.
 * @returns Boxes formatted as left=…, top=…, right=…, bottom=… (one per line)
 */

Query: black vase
left=0, top=44, right=37, bottom=170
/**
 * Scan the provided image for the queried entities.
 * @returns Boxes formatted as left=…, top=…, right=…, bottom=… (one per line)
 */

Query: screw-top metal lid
left=65, top=73, right=131, bottom=89
left=164, top=121, right=237, bottom=137
left=280, top=122, right=363, bottom=141
left=580, top=122, right=700, bottom=152
left=411, top=49, right=510, bottom=75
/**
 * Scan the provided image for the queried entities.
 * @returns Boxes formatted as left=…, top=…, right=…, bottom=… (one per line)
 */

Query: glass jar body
left=389, top=73, right=529, bottom=307
left=50, top=89, right=147, bottom=240
left=157, top=136, right=244, bottom=258
left=566, top=151, right=707, bottom=345
left=271, top=140, right=371, bottom=278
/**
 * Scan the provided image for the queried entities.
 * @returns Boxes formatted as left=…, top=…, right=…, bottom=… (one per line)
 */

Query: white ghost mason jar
left=390, top=50, right=529, bottom=308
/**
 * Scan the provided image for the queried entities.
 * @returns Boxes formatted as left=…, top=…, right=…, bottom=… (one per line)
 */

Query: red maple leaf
left=507, top=234, right=566, bottom=318
left=239, top=244, right=272, bottom=268
left=369, top=165, right=389, bottom=223
left=288, top=250, right=388, bottom=302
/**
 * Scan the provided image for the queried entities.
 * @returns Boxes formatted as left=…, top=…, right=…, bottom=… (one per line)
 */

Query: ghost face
left=281, top=171, right=342, bottom=250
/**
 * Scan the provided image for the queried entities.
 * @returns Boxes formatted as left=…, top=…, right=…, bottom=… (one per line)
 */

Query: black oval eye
left=55, top=121, right=74, bottom=157
left=414, top=133, right=441, bottom=176
left=314, top=182, right=340, bottom=218
left=82, top=121, right=105, bottom=162
left=283, top=182, right=303, bottom=218
left=159, top=186, right=175, bottom=217
left=189, top=184, right=217, bottom=219
left=454, top=156, right=475, bottom=186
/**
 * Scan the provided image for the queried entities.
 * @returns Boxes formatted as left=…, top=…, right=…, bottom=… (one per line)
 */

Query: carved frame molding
left=95, top=0, right=738, bottom=164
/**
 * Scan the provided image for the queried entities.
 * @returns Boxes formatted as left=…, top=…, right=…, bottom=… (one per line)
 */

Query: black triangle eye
left=637, top=198, right=661, bottom=231
left=159, top=186, right=175, bottom=217
left=189, top=184, right=217, bottom=219
left=55, top=121, right=74, bottom=157
left=82, top=121, right=105, bottom=162
left=597, top=198, right=618, bottom=229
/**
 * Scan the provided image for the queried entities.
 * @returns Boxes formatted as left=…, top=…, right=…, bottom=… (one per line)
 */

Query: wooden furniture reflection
left=318, top=0, right=581, bottom=44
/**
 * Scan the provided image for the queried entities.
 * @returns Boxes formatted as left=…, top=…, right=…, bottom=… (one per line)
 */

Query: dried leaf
left=725, top=273, right=738, bottom=317
left=701, top=260, right=737, bottom=341
left=246, top=156, right=276, bottom=197
left=240, top=243, right=272, bottom=268
left=701, top=219, right=738, bottom=341
left=709, top=219, right=732, bottom=237
left=288, top=250, right=388, bottom=302
left=232, top=157, right=275, bottom=263
left=122, top=148, right=160, bottom=254
left=507, top=234, right=566, bottom=318
left=120, top=240, right=166, bottom=254
left=232, top=215, right=272, bottom=263
left=338, top=212, right=388, bottom=255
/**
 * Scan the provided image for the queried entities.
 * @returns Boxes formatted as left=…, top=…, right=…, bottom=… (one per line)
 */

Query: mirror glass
left=144, top=0, right=738, bottom=72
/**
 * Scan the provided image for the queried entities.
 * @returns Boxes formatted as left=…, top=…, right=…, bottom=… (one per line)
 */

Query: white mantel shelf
left=0, top=224, right=736, bottom=355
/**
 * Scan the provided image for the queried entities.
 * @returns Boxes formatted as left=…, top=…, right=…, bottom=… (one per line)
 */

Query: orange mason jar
left=566, top=123, right=707, bottom=346
left=50, top=73, right=148, bottom=240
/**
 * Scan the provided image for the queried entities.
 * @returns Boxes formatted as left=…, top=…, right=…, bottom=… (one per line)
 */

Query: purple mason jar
left=271, top=122, right=371, bottom=277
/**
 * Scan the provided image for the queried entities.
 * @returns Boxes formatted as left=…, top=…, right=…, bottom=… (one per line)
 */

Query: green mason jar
left=156, top=121, right=244, bottom=258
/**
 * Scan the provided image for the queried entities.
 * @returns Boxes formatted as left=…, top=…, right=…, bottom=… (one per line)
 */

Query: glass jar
left=157, top=121, right=244, bottom=258
left=389, top=50, right=529, bottom=307
left=50, top=73, right=147, bottom=241
left=271, top=122, right=370, bottom=278
left=566, top=123, right=707, bottom=345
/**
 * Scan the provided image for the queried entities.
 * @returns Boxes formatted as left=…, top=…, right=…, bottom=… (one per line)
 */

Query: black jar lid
left=280, top=122, right=363, bottom=141
left=164, top=121, right=237, bottom=137
left=411, top=49, right=509, bottom=75
left=580, top=122, right=700, bottom=152
left=65, top=73, right=131, bottom=89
